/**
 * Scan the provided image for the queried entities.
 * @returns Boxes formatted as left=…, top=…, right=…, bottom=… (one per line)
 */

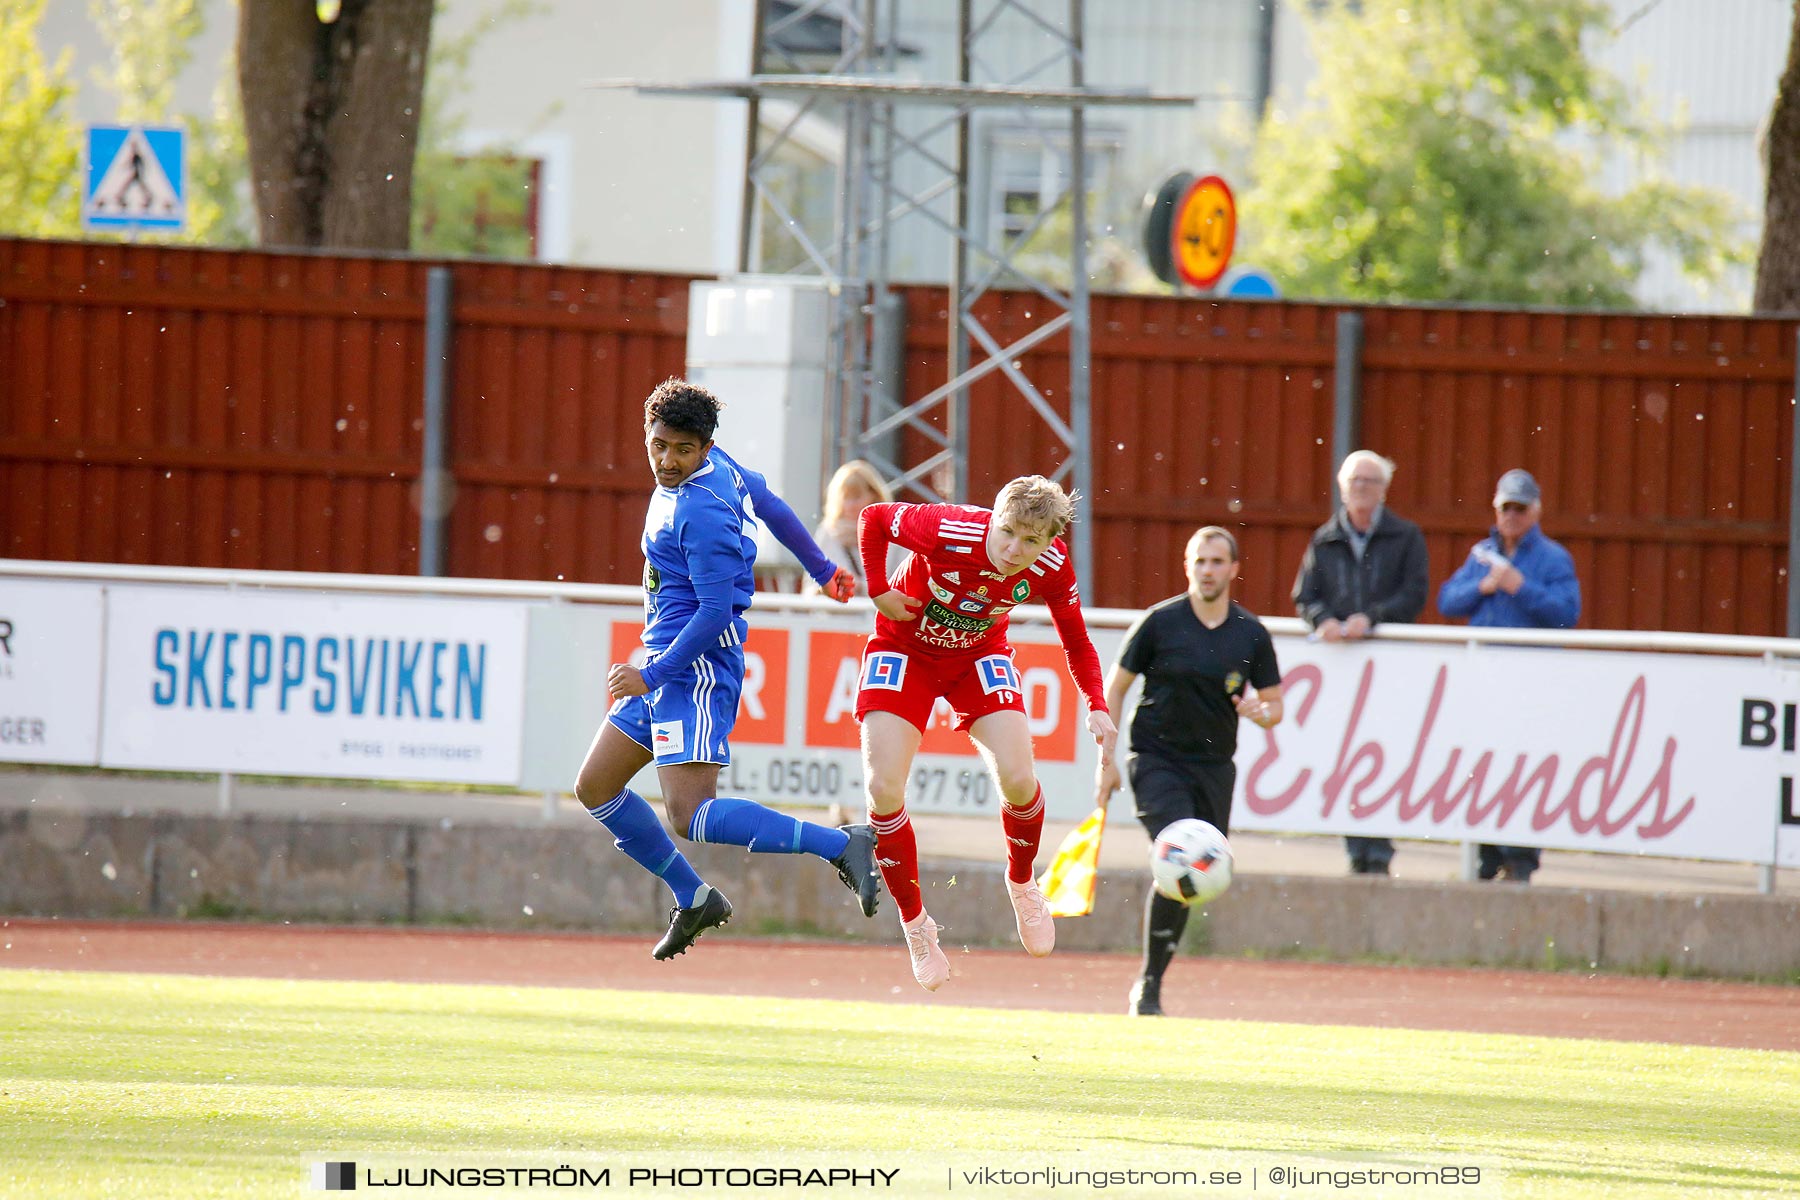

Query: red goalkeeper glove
left=821, top=566, right=857, bottom=603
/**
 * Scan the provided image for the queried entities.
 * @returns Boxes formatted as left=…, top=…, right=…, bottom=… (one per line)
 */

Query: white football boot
left=1005, top=876, right=1056, bottom=957
left=902, top=910, right=951, bottom=991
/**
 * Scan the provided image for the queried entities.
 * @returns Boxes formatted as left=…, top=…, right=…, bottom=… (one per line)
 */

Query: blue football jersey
left=640, top=446, right=766, bottom=652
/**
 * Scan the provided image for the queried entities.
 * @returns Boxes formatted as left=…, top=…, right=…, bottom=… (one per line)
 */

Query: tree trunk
left=1754, top=2, right=1800, bottom=311
left=238, top=0, right=432, bottom=251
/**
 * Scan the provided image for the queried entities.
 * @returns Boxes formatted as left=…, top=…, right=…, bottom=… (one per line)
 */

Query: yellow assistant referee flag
left=1037, top=805, right=1107, bottom=917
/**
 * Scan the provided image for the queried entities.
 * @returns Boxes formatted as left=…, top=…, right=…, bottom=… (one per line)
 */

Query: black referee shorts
left=1128, top=752, right=1236, bottom=841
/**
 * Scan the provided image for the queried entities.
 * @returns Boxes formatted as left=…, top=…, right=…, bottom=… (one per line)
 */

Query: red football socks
left=1001, top=784, right=1045, bottom=884
left=870, top=805, right=923, bottom=922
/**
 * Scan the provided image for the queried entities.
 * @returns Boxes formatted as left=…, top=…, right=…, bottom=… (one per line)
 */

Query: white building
left=33, top=0, right=1790, bottom=311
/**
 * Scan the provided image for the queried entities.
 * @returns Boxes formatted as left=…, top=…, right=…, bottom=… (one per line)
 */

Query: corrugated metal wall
left=919, top=291, right=1795, bottom=634
left=0, top=239, right=690, bottom=583
left=4, top=238, right=1794, bottom=634
left=442, top=263, right=689, bottom=583
left=1360, top=307, right=1792, bottom=636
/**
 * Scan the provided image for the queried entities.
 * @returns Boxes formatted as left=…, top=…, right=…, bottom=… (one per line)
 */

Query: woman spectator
left=804, top=460, right=903, bottom=594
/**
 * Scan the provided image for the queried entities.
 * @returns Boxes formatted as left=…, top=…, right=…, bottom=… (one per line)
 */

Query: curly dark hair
left=644, top=378, right=723, bottom=441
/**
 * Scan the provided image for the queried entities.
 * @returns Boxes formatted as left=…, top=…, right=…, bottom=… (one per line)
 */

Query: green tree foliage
left=0, top=0, right=81, bottom=238
left=88, top=0, right=203, bottom=119
left=1241, top=0, right=1745, bottom=307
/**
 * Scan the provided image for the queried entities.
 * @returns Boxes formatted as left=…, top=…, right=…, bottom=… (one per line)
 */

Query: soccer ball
left=1150, top=819, right=1233, bottom=904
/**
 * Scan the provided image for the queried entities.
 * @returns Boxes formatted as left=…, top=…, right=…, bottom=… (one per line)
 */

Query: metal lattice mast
left=594, top=0, right=1200, bottom=584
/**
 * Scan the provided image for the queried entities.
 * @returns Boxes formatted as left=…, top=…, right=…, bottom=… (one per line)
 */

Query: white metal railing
left=9, top=558, right=1799, bottom=658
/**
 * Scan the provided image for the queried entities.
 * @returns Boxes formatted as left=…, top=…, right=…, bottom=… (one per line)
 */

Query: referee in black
left=1096, top=526, right=1284, bottom=1016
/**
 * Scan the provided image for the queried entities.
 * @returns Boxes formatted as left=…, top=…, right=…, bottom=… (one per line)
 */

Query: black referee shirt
left=1118, top=596, right=1282, bottom=762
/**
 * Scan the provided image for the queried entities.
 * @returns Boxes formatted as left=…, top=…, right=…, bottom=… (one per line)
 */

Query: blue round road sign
left=1221, top=266, right=1280, bottom=299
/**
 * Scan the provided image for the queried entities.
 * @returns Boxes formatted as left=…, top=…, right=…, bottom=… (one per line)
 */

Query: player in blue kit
left=574, top=378, right=882, bottom=959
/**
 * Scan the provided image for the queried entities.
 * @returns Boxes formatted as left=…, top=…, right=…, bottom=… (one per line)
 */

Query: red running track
left=2, top=917, right=1794, bottom=1052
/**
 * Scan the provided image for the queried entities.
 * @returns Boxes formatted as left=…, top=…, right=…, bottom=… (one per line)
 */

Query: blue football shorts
left=607, top=642, right=745, bottom=766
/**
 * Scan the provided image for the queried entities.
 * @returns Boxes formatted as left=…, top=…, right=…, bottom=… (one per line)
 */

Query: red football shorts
left=853, top=634, right=1027, bottom=733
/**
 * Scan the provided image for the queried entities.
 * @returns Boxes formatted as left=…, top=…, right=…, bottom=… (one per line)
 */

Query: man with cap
left=1437, top=468, right=1581, bottom=882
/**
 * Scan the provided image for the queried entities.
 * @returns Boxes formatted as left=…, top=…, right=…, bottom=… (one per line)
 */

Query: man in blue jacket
left=1438, top=468, right=1581, bottom=882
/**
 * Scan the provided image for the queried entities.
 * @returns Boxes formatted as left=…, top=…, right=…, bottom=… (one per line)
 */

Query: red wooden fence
left=923, top=289, right=1795, bottom=634
left=0, top=238, right=688, bottom=585
left=3, top=237, right=1794, bottom=635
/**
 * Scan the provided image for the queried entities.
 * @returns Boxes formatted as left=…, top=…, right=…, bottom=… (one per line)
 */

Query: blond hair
left=993, top=475, right=1076, bottom=537
left=822, top=460, right=891, bottom=525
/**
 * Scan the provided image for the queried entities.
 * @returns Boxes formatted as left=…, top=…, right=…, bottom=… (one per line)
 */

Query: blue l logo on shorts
left=977, top=656, right=1020, bottom=692
left=864, top=652, right=906, bottom=690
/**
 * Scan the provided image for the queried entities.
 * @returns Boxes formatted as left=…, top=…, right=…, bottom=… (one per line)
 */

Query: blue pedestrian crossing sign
left=83, top=125, right=186, bottom=232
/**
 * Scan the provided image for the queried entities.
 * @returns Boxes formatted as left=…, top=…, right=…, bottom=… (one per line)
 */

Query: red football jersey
left=858, top=502, right=1108, bottom=713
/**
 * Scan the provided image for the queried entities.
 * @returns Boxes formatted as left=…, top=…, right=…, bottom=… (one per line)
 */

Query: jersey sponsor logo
left=644, top=562, right=661, bottom=593
left=652, top=720, right=685, bottom=756
left=975, top=584, right=989, bottom=597
left=956, top=598, right=985, bottom=613
left=948, top=545, right=972, bottom=553
left=1224, top=670, right=1244, bottom=696
left=918, top=620, right=985, bottom=651
left=929, top=579, right=954, bottom=603
left=890, top=511, right=904, bottom=537
left=862, top=651, right=908, bottom=691
left=942, top=571, right=960, bottom=584
left=976, top=655, right=1022, bottom=695
left=1011, top=579, right=1031, bottom=602
left=923, top=601, right=994, bottom=633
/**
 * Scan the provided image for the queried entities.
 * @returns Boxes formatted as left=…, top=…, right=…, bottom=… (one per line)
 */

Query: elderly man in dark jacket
left=1293, top=450, right=1429, bottom=875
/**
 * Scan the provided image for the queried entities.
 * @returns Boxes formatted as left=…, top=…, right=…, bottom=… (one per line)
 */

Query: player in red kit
left=855, top=475, right=1117, bottom=991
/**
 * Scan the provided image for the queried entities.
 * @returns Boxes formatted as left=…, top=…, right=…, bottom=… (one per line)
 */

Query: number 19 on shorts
left=977, top=655, right=1020, bottom=701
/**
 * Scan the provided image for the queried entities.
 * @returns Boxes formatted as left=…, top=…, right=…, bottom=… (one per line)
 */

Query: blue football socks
left=688, top=797, right=851, bottom=860
left=589, top=788, right=705, bottom=908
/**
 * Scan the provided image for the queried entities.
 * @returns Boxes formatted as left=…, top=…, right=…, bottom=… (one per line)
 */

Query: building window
left=984, top=126, right=1123, bottom=253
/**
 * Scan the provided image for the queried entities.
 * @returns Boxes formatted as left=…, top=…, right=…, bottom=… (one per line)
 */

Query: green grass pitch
left=1, top=968, right=1796, bottom=1198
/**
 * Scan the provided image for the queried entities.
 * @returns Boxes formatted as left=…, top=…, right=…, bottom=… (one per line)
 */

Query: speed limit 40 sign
left=1142, top=171, right=1238, bottom=291
left=1172, top=174, right=1236, bottom=289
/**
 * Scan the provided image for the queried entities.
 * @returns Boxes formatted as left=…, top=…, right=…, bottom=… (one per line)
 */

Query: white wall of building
left=1590, top=0, right=1787, bottom=310
left=37, top=1, right=237, bottom=127
left=436, top=0, right=749, bottom=273
left=30, top=1, right=1787, bottom=312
